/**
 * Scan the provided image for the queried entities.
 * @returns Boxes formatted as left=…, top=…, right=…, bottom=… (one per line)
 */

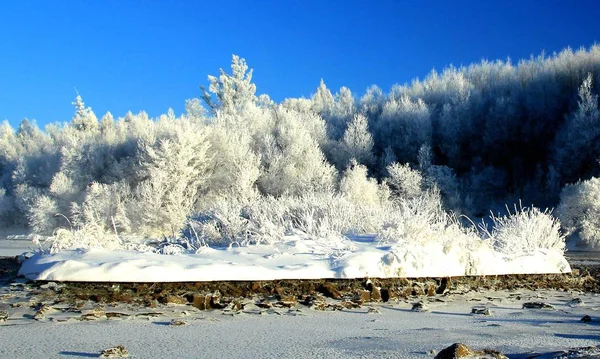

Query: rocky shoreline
left=2, top=256, right=599, bottom=310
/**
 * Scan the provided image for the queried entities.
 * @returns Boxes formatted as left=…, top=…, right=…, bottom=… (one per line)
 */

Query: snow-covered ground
left=17, top=236, right=570, bottom=282
left=1, top=288, right=599, bottom=358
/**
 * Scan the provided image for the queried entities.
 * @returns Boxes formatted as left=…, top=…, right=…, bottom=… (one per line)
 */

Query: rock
left=411, top=301, right=429, bottom=312
left=106, top=312, right=131, bottom=320
left=170, top=319, right=187, bottom=326
left=255, top=299, right=272, bottom=309
left=365, top=279, right=373, bottom=292
left=412, top=284, right=426, bottom=296
left=99, top=345, right=129, bottom=358
left=192, top=294, right=207, bottom=310
left=34, top=304, right=54, bottom=320
left=277, top=295, right=297, bottom=308
left=427, top=284, right=436, bottom=297
left=210, top=290, right=222, bottom=308
left=434, top=343, right=508, bottom=359
left=80, top=308, right=106, bottom=321
left=318, top=282, right=342, bottom=299
left=353, top=290, right=371, bottom=305
left=568, top=298, right=584, bottom=307
left=339, top=300, right=360, bottom=309
left=522, top=302, right=554, bottom=310
left=367, top=306, right=381, bottom=314
left=434, top=343, right=474, bottom=359
left=242, top=303, right=263, bottom=315
left=581, top=315, right=592, bottom=323
left=381, top=288, right=391, bottom=302
left=471, top=307, right=492, bottom=315
left=436, top=278, right=449, bottom=294
left=371, top=286, right=382, bottom=301
left=164, top=295, right=187, bottom=305
left=477, top=349, right=508, bottom=358
left=0, top=310, right=8, bottom=322
left=228, top=300, right=244, bottom=312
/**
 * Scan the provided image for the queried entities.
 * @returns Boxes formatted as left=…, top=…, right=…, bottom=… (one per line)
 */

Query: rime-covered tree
left=202, top=55, right=257, bottom=115
left=339, top=113, right=374, bottom=166
left=553, top=73, right=600, bottom=182
left=71, top=95, right=99, bottom=132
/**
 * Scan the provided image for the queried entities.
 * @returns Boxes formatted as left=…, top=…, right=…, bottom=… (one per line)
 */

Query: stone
left=99, top=345, right=129, bottom=358
left=522, top=302, right=555, bottom=310
left=164, top=295, right=188, bottom=305
left=371, top=286, right=382, bottom=302
left=568, top=298, right=584, bottom=307
left=192, top=294, right=206, bottom=310
left=477, top=349, right=508, bottom=358
left=0, top=310, right=8, bottom=322
left=277, top=295, right=297, bottom=308
left=255, top=299, right=273, bottom=309
left=354, top=290, right=371, bottom=305
left=581, top=315, right=592, bottom=323
left=106, top=312, right=131, bottom=319
left=170, top=319, right=188, bottom=326
left=411, top=301, right=429, bottom=312
left=80, top=307, right=106, bottom=321
left=412, top=284, right=426, bottom=296
left=471, top=307, right=492, bottom=315
left=367, top=306, right=381, bottom=314
left=434, top=343, right=474, bottom=359
left=318, top=282, right=342, bottom=299
left=427, top=284, right=436, bottom=297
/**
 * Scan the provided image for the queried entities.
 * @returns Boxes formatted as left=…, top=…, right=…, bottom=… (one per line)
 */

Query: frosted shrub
left=377, top=189, right=474, bottom=247
left=28, top=195, right=60, bottom=235
left=556, top=177, right=600, bottom=247
left=339, top=160, right=384, bottom=206
left=386, top=162, right=424, bottom=200
left=487, top=205, right=565, bottom=256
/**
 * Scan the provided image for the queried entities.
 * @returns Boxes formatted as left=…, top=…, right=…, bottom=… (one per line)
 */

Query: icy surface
left=19, top=236, right=570, bottom=282
left=1, top=289, right=599, bottom=358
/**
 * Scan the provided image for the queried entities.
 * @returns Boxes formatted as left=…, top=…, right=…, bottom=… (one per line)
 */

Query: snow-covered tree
left=71, top=95, right=99, bottom=132
left=202, top=55, right=257, bottom=115
left=556, top=177, right=600, bottom=247
left=553, top=73, right=600, bottom=182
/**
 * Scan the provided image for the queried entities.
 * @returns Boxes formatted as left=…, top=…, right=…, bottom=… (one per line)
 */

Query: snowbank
left=19, top=236, right=570, bottom=282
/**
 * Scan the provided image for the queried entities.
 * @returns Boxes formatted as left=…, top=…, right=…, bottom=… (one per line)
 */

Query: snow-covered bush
left=386, top=163, right=424, bottom=200
left=377, top=189, right=473, bottom=247
left=486, top=205, right=565, bottom=256
left=257, top=107, right=336, bottom=197
left=556, top=177, right=600, bottom=247
left=339, top=160, right=386, bottom=206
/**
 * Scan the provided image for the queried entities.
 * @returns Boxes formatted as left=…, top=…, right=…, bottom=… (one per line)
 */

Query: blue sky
left=1, top=0, right=599, bottom=128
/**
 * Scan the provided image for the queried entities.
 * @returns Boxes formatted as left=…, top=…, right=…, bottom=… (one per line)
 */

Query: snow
left=1, top=288, right=599, bottom=358
left=18, top=236, right=570, bottom=282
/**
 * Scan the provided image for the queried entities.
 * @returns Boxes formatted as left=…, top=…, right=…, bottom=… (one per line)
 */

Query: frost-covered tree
left=202, top=55, right=257, bottom=115
left=374, top=94, right=431, bottom=165
left=311, top=79, right=335, bottom=118
left=553, top=73, right=600, bottom=182
left=339, top=160, right=385, bottom=206
left=71, top=95, right=99, bottom=132
left=185, top=98, right=207, bottom=121
left=556, top=177, right=600, bottom=247
left=335, top=113, right=375, bottom=167
left=386, top=163, right=424, bottom=200
left=257, top=107, right=336, bottom=197
left=129, top=122, right=211, bottom=236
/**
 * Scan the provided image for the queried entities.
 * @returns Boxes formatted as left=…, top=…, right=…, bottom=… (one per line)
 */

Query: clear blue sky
left=1, top=0, right=599, bottom=128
